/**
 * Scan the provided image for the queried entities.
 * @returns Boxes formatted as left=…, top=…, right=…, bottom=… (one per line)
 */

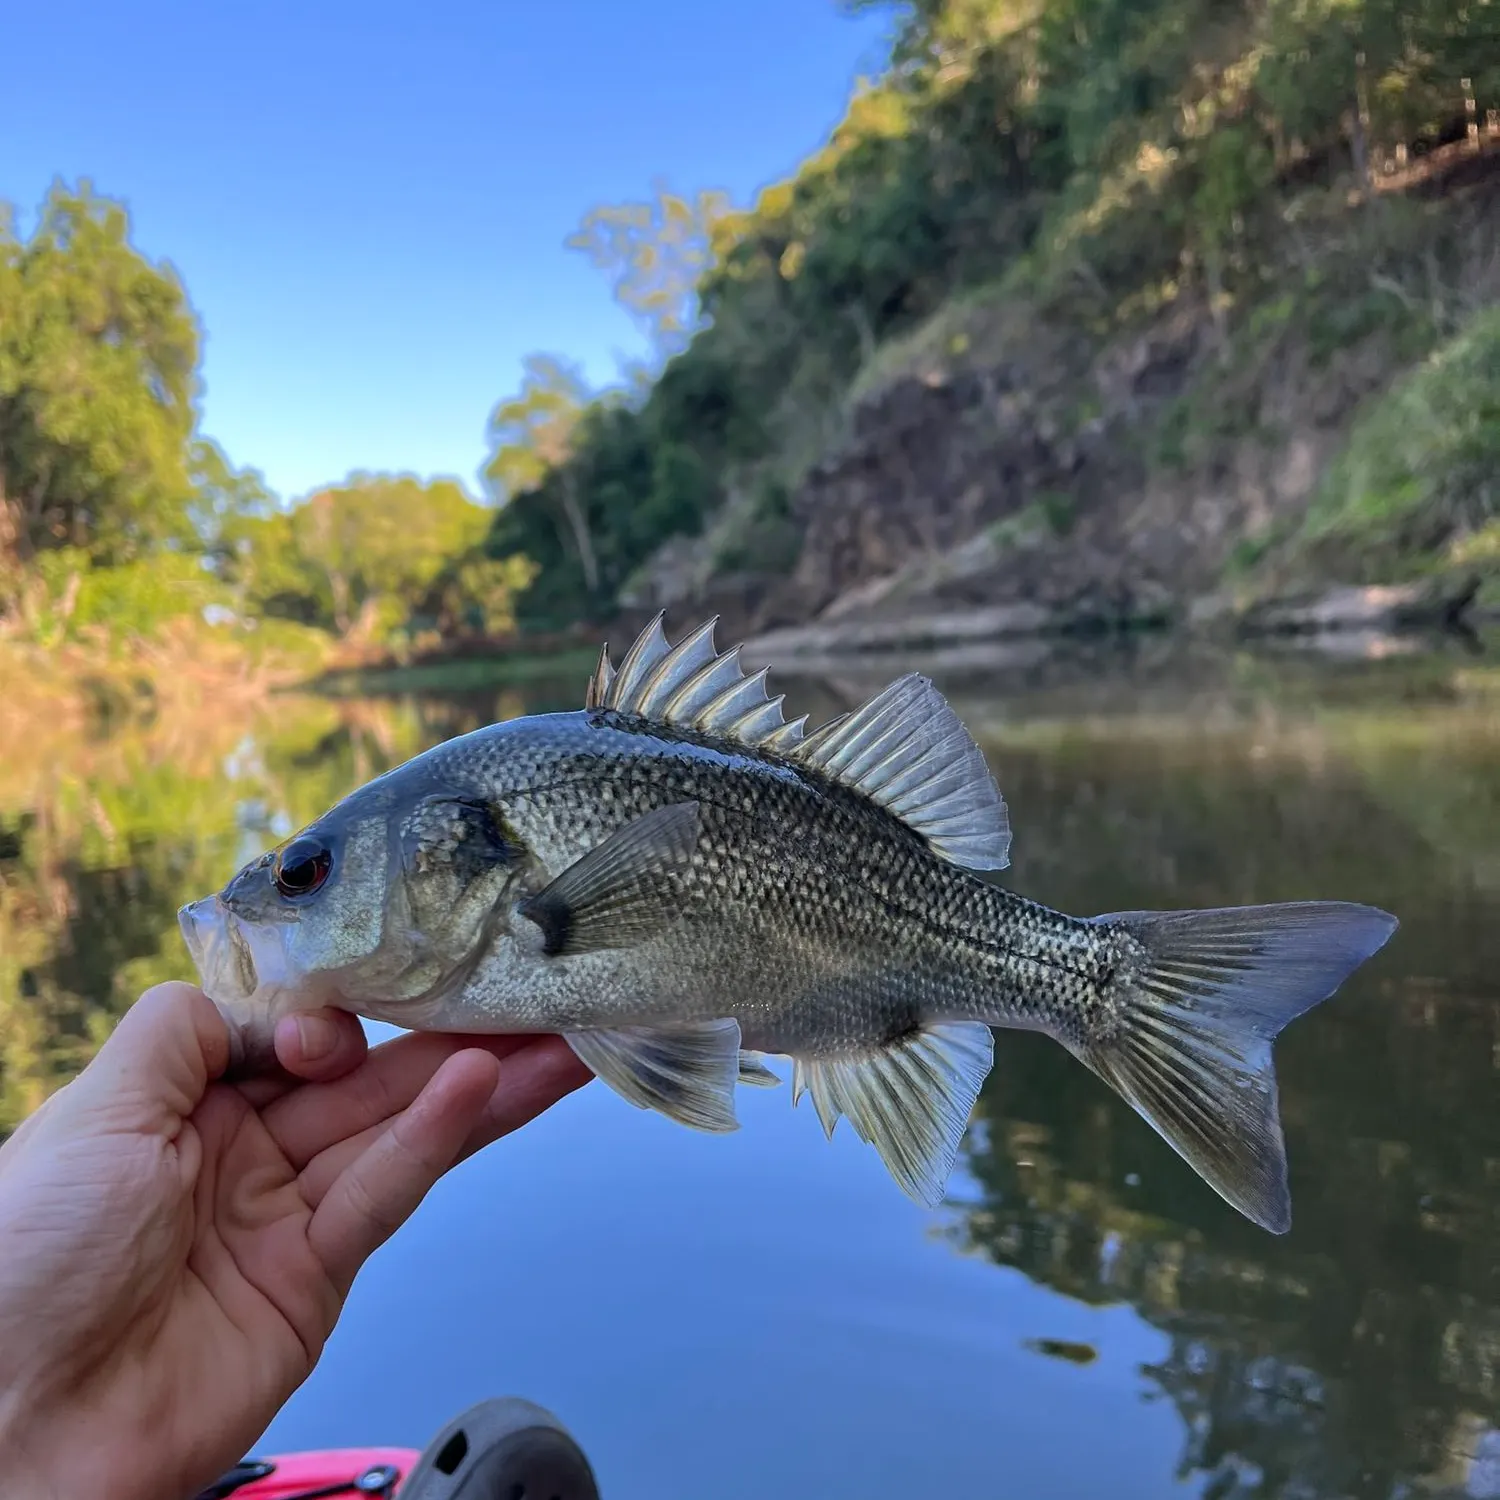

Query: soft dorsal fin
left=584, top=613, right=1010, bottom=871
left=791, top=672, right=1010, bottom=871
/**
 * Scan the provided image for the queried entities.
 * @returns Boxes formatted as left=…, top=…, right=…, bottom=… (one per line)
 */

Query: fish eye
left=273, top=836, right=333, bottom=900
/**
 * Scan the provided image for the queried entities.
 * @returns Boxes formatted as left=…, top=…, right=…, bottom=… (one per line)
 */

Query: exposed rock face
left=746, top=294, right=1403, bottom=635
left=776, top=366, right=1059, bottom=618
left=607, top=167, right=1500, bottom=657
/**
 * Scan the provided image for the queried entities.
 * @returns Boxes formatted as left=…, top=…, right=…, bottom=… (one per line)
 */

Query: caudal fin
left=1075, top=901, right=1397, bottom=1233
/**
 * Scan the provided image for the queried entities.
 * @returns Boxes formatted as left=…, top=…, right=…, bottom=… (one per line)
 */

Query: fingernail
left=295, top=1013, right=339, bottom=1062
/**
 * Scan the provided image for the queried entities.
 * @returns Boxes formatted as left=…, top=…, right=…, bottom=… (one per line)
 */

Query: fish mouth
left=178, top=895, right=262, bottom=1005
left=177, top=896, right=216, bottom=977
left=177, top=894, right=306, bottom=1073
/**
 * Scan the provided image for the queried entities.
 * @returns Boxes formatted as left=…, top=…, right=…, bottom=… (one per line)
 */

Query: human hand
left=0, top=982, right=591, bottom=1500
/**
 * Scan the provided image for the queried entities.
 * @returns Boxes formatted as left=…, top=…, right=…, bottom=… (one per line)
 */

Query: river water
left=1, top=631, right=1497, bottom=1499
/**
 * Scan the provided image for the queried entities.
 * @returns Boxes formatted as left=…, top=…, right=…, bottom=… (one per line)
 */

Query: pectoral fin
left=517, top=801, right=699, bottom=957
left=566, top=1019, right=742, bottom=1133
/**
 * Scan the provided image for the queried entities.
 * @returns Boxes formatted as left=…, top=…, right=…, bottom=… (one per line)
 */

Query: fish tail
left=1067, top=900, right=1397, bottom=1233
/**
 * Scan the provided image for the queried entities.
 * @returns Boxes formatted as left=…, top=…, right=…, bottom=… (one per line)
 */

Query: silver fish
left=179, top=614, right=1397, bottom=1231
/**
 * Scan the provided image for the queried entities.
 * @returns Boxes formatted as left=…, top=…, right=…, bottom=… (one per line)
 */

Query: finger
left=295, top=1036, right=593, bottom=1205
left=262, top=1029, right=545, bottom=1170
left=454, top=1035, right=593, bottom=1167
left=223, top=1012, right=369, bottom=1113
left=274, top=1008, right=369, bottom=1083
left=308, top=1049, right=501, bottom=1292
left=63, top=982, right=232, bottom=1134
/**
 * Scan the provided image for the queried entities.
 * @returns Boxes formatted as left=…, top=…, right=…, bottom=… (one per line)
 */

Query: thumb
left=64, top=982, right=233, bottom=1136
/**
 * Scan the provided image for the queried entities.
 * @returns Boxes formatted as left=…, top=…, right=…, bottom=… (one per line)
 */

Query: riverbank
left=735, top=573, right=1490, bottom=670
left=670, top=154, right=1500, bottom=653
left=341, top=145, right=1500, bottom=690
left=300, top=571, right=1492, bottom=706
left=0, top=618, right=339, bottom=804
left=307, top=644, right=601, bottom=699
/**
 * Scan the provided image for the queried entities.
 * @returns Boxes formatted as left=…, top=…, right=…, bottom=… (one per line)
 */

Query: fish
left=178, top=613, right=1398, bottom=1232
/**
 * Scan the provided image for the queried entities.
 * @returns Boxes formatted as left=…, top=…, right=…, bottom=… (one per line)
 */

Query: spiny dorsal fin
left=584, top=614, right=1011, bottom=872
left=586, top=611, right=809, bottom=753
left=585, top=643, right=615, bottom=708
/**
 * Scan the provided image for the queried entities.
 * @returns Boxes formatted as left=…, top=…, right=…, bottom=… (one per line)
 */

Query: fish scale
left=439, top=713, right=1050, bottom=1047
left=179, top=613, right=1398, bottom=1232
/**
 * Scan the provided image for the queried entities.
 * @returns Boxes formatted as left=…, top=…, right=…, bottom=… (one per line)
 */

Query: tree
left=486, top=0, right=1500, bottom=640
left=232, top=473, right=518, bottom=643
left=0, top=181, right=201, bottom=614
left=482, top=355, right=600, bottom=595
left=565, top=180, right=736, bottom=363
left=187, top=438, right=277, bottom=569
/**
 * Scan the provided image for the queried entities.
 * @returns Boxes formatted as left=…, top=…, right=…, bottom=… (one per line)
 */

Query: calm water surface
left=2, top=634, right=1497, bottom=1499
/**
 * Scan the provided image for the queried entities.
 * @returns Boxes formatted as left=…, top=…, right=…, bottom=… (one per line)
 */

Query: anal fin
left=791, top=1021, right=994, bottom=1207
left=566, top=1018, right=742, bottom=1133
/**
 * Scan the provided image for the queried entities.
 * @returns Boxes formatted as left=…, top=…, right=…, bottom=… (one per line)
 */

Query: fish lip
left=178, top=894, right=255, bottom=1070
left=178, top=892, right=266, bottom=1007
left=177, top=893, right=305, bottom=1075
left=177, top=897, right=214, bottom=970
left=178, top=894, right=229, bottom=987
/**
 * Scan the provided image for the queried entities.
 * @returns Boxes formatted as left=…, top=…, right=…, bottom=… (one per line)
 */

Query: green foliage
left=1256, top=0, right=1500, bottom=164
left=0, top=184, right=312, bottom=652
left=187, top=437, right=277, bottom=558
left=1192, top=125, right=1276, bottom=251
left=708, top=474, right=801, bottom=576
left=484, top=0, right=1500, bottom=630
left=52, top=551, right=226, bottom=641
left=566, top=181, right=734, bottom=362
left=0, top=182, right=202, bottom=593
left=423, top=550, right=539, bottom=640
left=3, top=546, right=232, bottom=648
left=1293, top=303, right=1500, bottom=576
left=0, top=182, right=515, bottom=662
left=485, top=355, right=593, bottom=496
left=9, top=3, right=1498, bottom=653
left=483, top=355, right=730, bottom=628
left=230, top=473, right=527, bottom=646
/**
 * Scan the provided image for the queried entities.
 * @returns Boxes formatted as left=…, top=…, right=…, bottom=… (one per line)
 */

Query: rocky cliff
left=628, top=148, right=1500, bottom=652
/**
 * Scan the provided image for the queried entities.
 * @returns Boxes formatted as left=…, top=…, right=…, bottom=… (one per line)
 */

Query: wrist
left=0, top=1385, right=62, bottom=1499
left=0, top=1380, right=139, bottom=1500
left=0, top=1397, right=163, bottom=1500
left=0, top=1369, right=226, bottom=1500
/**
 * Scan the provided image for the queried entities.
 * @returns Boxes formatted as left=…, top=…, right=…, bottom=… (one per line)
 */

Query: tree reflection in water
left=933, top=657, right=1500, bottom=1500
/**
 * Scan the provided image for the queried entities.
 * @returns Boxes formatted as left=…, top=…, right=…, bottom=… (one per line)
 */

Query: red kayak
left=203, top=1448, right=418, bottom=1498
left=195, top=1397, right=599, bottom=1500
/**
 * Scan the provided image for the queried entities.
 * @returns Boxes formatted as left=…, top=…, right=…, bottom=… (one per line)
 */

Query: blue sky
left=3, top=0, right=893, bottom=502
